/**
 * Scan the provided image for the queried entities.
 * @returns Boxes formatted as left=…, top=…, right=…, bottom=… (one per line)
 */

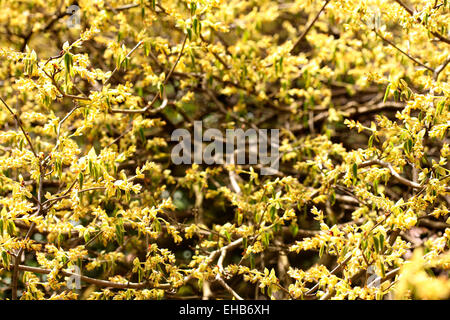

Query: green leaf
left=7, top=220, right=15, bottom=236
left=383, top=84, right=391, bottom=102
left=193, top=18, right=198, bottom=34
left=64, top=52, right=73, bottom=75
left=340, top=245, right=349, bottom=259
left=368, top=134, right=374, bottom=148
left=269, top=206, right=276, bottom=221
left=290, top=223, right=299, bottom=238
left=237, top=211, right=243, bottom=225
left=404, top=138, right=413, bottom=154
left=249, top=253, right=255, bottom=269
left=393, top=90, right=399, bottom=101
left=361, top=239, right=368, bottom=251
left=158, top=82, right=164, bottom=98
left=224, top=230, right=231, bottom=242
left=436, top=100, right=444, bottom=116
left=153, top=219, right=161, bottom=232
left=186, top=27, right=192, bottom=41
left=115, top=224, right=123, bottom=245
left=379, top=234, right=385, bottom=252
left=330, top=190, right=336, bottom=205
left=1, top=251, right=9, bottom=269
left=373, top=179, right=379, bottom=194
left=144, top=42, right=150, bottom=56
left=373, top=236, right=380, bottom=253
left=84, top=232, right=90, bottom=244
left=78, top=172, right=84, bottom=190
left=190, top=2, right=196, bottom=15
left=57, top=233, right=64, bottom=247
left=352, top=163, right=358, bottom=179
left=262, top=232, right=270, bottom=248
left=267, top=285, right=273, bottom=297
left=319, top=244, right=325, bottom=258
left=139, top=127, right=146, bottom=143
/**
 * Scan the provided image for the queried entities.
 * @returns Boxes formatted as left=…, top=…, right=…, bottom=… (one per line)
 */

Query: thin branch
left=9, top=264, right=171, bottom=290
left=11, top=143, right=45, bottom=298
left=433, top=56, right=450, bottom=80
left=366, top=267, right=400, bottom=288
left=394, top=0, right=450, bottom=45
left=41, top=186, right=105, bottom=207
left=111, top=34, right=188, bottom=114
left=11, top=222, right=36, bottom=299
left=41, top=179, right=78, bottom=209
left=104, top=40, right=143, bottom=86
left=291, top=100, right=404, bottom=133
left=394, top=0, right=414, bottom=15
left=374, top=29, right=434, bottom=72
left=41, top=175, right=140, bottom=208
left=215, top=248, right=244, bottom=300
left=0, top=96, right=38, bottom=158
left=358, top=159, right=448, bottom=191
left=114, top=4, right=140, bottom=11
left=291, top=0, right=331, bottom=53
left=42, top=69, right=90, bottom=101
left=45, top=101, right=83, bottom=163
left=305, top=253, right=353, bottom=296
left=199, top=34, right=231, bottom=70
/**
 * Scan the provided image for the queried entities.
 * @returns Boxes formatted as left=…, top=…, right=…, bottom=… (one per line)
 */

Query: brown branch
left=374, top=29, right=434, bottom=72
left=291, top=100, right=404, bottom=133
left=46, top=101, right=83, bottom=161
left=104, top=40, right=143, bottom=86
left=41, top=186, right=105, bottom=208
left=358, top=159, right=446, bottom=190
left=291, top=0, right=331, bottom=53
left=393, top=0, right=450, bottom=44
left=305, top=253, right=353, bottom=296
left=11, top=149, right=45, bottom=299
left=41, top=174, right=140, bottom=208
left=42, top=69, right=90, bottom=101
left=20, top=11, right=70, bottom=52
left=199, top=34, right=231, bottom=70
left=0, top=96, right=38, bottom=158
left=434, top=56, right=450, bottom=80
left=367, top=267, right=400, bottom=288
left=8, top=264, right=171, bottom=290
left=418, top=218, right=450, bottom=230
left=11, top=222, right=36, bottom=299
left=111, top=34, right=188, bottom=114
left=214, top=248, right=243, bottom=300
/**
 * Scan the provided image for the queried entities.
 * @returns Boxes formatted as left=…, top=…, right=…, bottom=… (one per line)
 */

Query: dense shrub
left=0, top=0, right=449, bottom=300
